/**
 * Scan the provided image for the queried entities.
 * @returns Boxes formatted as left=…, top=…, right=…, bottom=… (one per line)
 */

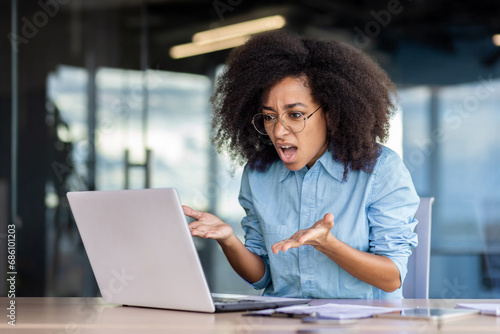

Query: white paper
left=267, top=303, right=400, bottom=319
left=456, top=303, right=500, bottom=316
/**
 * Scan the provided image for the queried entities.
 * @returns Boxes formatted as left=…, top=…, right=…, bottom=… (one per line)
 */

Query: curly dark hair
left=211, top=30, right=397, bottom=180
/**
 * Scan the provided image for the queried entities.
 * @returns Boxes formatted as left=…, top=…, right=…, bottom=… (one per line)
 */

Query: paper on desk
left=249, top=303, right=400, bottom=319
left=456, top=303, right=500, bottom=316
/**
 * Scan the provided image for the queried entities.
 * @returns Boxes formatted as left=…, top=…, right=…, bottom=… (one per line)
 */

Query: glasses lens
left=283, top=112, right=306, bottom=133
left=252, top=111, right=310, bottom=134
left=252, top=114, right=269, bottom=135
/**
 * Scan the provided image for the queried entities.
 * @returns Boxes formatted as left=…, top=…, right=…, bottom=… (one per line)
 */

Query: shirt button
left=302, top=248, right=308, bottom=254
left=305, top=280, right=311, bottom=285
left=304, top=211, right=310, bottom=216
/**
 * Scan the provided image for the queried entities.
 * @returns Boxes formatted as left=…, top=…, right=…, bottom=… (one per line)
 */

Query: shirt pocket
left=261, top=224, right=289, bottom=247
left=261, top=224, right=297, bottom=277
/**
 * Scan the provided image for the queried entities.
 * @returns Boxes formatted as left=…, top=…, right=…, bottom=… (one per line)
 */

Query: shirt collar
left=278, top=148, right=345, bottom=182
left=317, top=149, right=345, bottom=181
left=279, top=164, right=293, bottom=182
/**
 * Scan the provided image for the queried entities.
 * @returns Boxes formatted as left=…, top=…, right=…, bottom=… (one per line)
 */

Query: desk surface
left=1, top=297, right=499, bottom=333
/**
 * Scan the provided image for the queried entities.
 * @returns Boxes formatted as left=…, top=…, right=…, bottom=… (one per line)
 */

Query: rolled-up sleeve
left=367, top=148, right=419, bottom=288
left=238, top=165, right=272, bottom=290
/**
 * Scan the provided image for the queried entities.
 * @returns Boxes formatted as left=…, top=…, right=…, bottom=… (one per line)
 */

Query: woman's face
left=262, top=76, right=329, bottom=171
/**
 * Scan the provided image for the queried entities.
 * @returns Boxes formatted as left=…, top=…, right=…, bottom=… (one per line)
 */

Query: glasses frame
left=251, top=105, right=321, bottom=135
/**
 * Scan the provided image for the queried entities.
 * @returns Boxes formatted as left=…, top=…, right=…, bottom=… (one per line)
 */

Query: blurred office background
left=1, top=0, right=499, bottom=298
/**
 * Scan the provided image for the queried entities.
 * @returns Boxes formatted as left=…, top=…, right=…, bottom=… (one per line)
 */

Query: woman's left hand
left=271, top=213, right=335, bottom=254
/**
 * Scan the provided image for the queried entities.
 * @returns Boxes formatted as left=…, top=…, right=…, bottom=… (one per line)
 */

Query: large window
left=399, top=79, right=500, bottom=298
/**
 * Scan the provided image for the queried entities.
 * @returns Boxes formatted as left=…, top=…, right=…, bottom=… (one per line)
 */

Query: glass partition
left=399, top=80, right=500, bottom=298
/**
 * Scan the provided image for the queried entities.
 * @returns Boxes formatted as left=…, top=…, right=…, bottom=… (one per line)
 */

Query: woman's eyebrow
left=262, top=102, right=307, bottom=111
left=283, top=102, right=307, bottom=109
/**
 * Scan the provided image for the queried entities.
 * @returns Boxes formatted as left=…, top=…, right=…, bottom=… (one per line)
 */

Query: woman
left=183, top=31, right=419, bottom=299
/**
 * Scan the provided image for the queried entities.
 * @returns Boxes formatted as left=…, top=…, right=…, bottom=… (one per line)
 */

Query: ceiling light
left=169, top=15, right=286, bottom=59
left=169, top=35, right=251, bottom=59
left=493, top=34, right=500, bottom=47
left=192, top=15, right=286, bottom=45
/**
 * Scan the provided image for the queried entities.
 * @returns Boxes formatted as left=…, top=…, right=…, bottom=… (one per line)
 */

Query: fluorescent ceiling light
left=493, top=34, right=500, bottom=47
left=193, top=15, right=286, bottom=44
left=169, top=15, right=286, bottom=59
left=169, top=35, right=251, bottom=59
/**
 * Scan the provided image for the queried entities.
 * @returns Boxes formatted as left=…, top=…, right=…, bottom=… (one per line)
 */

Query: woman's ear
left=323, top=107, right=334, bottom=139
left=323, top=107, right=330, bottom=127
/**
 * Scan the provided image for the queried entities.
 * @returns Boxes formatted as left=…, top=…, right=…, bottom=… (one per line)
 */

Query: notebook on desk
left=67, top=188, right=310, bottom=313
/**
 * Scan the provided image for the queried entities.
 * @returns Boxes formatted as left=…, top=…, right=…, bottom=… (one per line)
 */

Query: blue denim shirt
left=239, top=146, right=419, bottom=299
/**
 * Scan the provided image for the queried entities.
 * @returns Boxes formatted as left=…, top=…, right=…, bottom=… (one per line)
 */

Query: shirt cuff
left=247, top=256, right=271, bottom=290
left=387, top=256, right=408, bottom=289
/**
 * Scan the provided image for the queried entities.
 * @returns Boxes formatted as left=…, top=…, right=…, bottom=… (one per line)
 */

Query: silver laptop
left=67, top=188, right=310, bottom=313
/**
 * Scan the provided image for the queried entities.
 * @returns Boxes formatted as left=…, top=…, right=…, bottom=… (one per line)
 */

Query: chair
left=403, top=197, right=435, bottom=299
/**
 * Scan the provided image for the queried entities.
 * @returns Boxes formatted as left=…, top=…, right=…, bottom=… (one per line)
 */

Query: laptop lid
left=67, top=188, right=217, bottom=312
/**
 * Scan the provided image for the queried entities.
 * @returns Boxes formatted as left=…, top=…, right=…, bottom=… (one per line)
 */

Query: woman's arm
left=271, top=213, right=401, bottom=292
left=316, top=235, right=401, bottom=292
left=183, top=206, right=265, bottom=283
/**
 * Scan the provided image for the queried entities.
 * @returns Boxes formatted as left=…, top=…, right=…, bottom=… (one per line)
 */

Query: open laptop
left=67, top=188, right=310, bottom=313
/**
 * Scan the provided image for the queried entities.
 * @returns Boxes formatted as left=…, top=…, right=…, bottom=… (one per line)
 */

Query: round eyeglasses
left=251, top=106, right=321, bottom=135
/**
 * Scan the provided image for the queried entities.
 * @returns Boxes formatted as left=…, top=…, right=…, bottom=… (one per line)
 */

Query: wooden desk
left=1, top=297, right=499, bottom=333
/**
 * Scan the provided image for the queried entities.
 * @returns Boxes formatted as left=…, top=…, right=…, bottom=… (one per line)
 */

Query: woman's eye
left=287, top=112, right=304, bottom=120
left=263, top=114, right=276, bottom=121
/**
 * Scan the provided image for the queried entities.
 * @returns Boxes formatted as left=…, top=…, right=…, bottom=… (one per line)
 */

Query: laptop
left=67, top=188, right=310, bottom=313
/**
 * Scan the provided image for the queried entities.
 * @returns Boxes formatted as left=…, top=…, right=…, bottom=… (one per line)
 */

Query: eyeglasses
left=251, top=106, right=321, bottom=135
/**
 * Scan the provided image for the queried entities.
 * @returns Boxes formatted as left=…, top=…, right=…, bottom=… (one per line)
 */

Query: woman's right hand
left=184, top=205, right=265, bottom=283
left=183, top=205, right=234, bottom=241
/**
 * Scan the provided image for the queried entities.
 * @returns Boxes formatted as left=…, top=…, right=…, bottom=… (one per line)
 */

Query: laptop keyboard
left=212, top=297, right=257, bottom=304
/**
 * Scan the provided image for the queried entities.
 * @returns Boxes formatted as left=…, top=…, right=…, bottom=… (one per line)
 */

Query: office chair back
left=403, top=197, right=434, bottom=299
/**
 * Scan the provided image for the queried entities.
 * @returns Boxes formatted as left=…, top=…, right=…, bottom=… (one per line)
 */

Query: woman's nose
left=273, top=118, right=290, bottom=137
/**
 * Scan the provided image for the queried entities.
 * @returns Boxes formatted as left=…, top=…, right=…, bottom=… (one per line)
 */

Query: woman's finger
left=271, top=241, right=284, bottom=254
left=188, top=221, right=201, bottom=230
left=182, top=205, right=204, bottom=220
left=322, top=213, right=335, bottom=227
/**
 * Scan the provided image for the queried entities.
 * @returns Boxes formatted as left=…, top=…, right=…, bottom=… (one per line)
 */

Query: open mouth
left=278, top=144, right=298, bottom=163
left=280, top=145, right=297, bottom=158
